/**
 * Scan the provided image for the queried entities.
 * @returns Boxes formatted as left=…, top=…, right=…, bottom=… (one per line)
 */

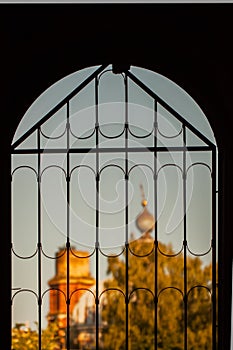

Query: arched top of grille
left=12, top=64, right=216, bottom=148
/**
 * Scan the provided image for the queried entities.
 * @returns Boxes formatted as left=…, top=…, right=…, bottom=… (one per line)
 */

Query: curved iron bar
left=11, top=165, right=38, bottom=180
left=99, top=287, right=126, bottom=301
left=129, top=287, right=155, bottom=302
left=128, top=126, right=154, bottom=139
left=69, top=164, right=96, bottom=179
left=40, top=165, right=67, bottom=179
left=157, top=243, right=184, bottom=258
left=186, top=162, right=212, bottom=176
left=97, top=69, right=114, bottom=81
left=128, top=163, right=154, bottom=176
left=12, top=244, right=38, bottom=260
left=99, top=246, right=125, bottom=258
left=69, top=126, right=96, bottom=140
left=41, top=246, right=67, bottom=259
left=158, top=286, right=184, bottom=299
left=156, top=163, right=183, bottom=179
left=187, top=285, right=212, bottom=298
left=97, top=68, right=124, bottom=82
left=157, top=124, right=183, bottom=139
left=99, top=164, right=126, bottom=177
left=70, top=287, right=96, bottom=301
left=40, top=125, right=67, bottom=140
left=42, top=287, right=67, bottom=300
left=12, top=288, right=39, bottom=303
left=128, top=242, right=155, bottom=258
left=98, top=125, right=126, bottom=139
left=70, top=245, right=96, bottom=259
left=186, top=243, right=212, bottom=257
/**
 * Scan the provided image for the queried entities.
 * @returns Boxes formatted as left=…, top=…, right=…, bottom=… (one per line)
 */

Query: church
left=47, top=186, right=155, bottom=349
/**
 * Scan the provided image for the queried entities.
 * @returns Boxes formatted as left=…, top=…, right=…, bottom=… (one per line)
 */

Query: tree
left=101, top=236, right=214, bottom=350
left=11, top=321, right=61, bottom=350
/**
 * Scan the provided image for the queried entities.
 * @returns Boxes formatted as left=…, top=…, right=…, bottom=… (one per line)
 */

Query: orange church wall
left=47, top=248, right=95, bottom=327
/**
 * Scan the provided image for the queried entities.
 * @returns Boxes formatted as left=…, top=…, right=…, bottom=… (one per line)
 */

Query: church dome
left=135, top=185, right=155, bottom=235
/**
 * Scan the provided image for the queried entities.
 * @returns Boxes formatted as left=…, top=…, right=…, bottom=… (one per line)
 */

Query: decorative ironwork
left=11, top=64, right=217, bottom=350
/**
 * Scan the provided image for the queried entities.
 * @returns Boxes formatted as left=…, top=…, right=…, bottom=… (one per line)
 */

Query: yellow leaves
left=102, top=240, right=216, bottom=349
left=11, top=321, right=61, bottom=350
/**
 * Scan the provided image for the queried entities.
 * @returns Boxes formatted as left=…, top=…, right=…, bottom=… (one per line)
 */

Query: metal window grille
left=11, top=64, right=217, bottom=350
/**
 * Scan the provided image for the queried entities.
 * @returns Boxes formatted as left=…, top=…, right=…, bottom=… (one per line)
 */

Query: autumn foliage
left=101, top=238, right=215, bottom=350
left=11, top=238, right=216, bottom=349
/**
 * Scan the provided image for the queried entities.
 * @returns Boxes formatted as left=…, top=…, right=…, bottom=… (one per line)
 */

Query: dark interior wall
left=1, top=4, right=232, bottom=349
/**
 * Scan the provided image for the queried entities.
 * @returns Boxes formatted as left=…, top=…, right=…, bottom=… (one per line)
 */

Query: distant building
left=47, top=185, right=155, bottom=349
left=47, top=248, right=95, bottom=331
left=71, top=282, right=105, bottom=350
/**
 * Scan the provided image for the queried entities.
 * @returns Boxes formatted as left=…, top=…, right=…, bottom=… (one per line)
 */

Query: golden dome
left=135, top=185, right=155, bottom=235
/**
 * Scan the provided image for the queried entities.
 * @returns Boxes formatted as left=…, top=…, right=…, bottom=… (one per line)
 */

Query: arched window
left=11, top=64, right=218, bottom=349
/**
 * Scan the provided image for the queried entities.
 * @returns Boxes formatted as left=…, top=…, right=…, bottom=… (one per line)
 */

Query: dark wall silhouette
left=1, top=4, right=232, bottom=349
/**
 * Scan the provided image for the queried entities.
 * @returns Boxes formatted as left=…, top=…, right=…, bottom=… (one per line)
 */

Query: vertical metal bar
left=153, top=100, right=158, bottom=350
left=37, top=128, right=42, bottom=350
left=11, top=162, right=13, bottom=348
left=3, top=149, right=11, bottom=349
left=95, top=76, right=100, bottom=350
left=124, top=75, right=129, bottom=350
left=212, top=148, right=217, bottom=350
left=66, top=101, right=70, bottom=350
left=11, top=157, right=13, bottom=344
left=182, top=125, right=188, bottom=350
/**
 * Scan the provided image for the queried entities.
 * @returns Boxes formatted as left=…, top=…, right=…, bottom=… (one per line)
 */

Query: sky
left=11, top=64, right=217, bottom=329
